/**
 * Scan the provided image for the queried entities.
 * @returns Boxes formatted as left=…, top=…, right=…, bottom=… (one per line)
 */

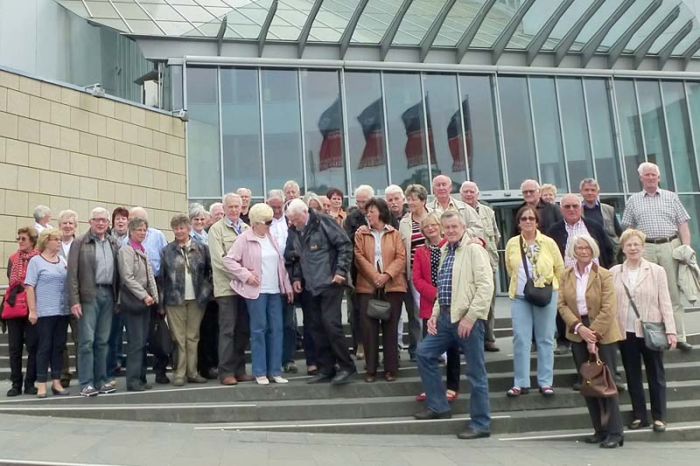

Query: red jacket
left=412, top=239, right=447, bottom=320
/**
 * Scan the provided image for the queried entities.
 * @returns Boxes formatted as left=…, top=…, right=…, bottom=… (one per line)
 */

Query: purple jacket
left=223, top=229, right=292, bottom=300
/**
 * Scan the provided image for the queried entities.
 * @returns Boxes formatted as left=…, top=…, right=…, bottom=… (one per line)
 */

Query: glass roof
left=54, top=0, right=700, bottom=60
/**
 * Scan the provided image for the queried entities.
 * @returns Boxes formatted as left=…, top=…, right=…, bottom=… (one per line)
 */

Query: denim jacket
left=160, top=240, right=213, bottom=309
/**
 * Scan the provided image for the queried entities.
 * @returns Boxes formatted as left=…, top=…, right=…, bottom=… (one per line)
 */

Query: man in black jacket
left=547, top=193, right=614, bottom=354
left=285, top=199, right=356, bottom=385
left=514, top=180, right=563, bottom=236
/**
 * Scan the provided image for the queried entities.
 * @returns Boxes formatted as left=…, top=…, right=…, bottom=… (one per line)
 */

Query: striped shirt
left=24, top=255, right=69, bottom=318
left=409, top=220, right=425, bottom=264
left=621, top=189, right=690, bottom=239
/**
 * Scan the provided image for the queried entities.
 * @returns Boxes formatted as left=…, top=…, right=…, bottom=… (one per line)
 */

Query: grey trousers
left=216, top=296, right=250, bottom=379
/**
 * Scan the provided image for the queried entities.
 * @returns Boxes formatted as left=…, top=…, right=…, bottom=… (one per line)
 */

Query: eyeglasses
left=264, top=220, right=273, bottom=226
left=16, top=236, right=29, bottom=242
left=91, top=218, right=109, bottom=223
left=561, top=205, right=580, bottom=209
left=522, top=190, right=537, bottom=195
left=520, top=216, right=537, bottom=222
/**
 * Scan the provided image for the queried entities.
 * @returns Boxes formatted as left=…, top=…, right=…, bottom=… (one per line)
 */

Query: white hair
left=286, top=198, right=308, bottom=216
left=222, top=192, right=242, bottom=204
left=58, top=209, right=78, bottom=224
left=267, top=189, right=285, bottom=202
left=566, top=234, right=600, bottom=262
left=520, top=179, right=540, bottom=191
left=283, top=180, right=300, bottom=192
left=129, top=206, right=148, bottom=221
left=638, top=162, right=660, bottom=176
left=560, top=193, right=582, bottom=206
left=33, top=205, right=51, bottom=222
left=579, top=178, right=600, bottom=191
left=91, top=206, right=110, bottom=220
left=460, top=181, right=479, bottom=193
left=384, top=184, right=404, bottom=198
left=208, top=202, right=223, bottom=215
left=188, top=203, right=207, bottom=220
left=354, top=184, right=375, bottom=198
left=237, top=187, right=252, bottom=196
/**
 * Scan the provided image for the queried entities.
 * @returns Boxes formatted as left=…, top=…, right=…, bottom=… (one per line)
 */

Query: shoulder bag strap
left=621, top=281, right=642, bottom=321
left=520, top=236, right=532, bottom=281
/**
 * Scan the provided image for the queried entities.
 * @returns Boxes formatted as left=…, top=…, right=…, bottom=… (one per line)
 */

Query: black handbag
left=119, top=286, right=149, bottom=314
left=622, top=283, right=670, bottom=351
left=367, top=288, right=391, bottom=320
left=149, top=314, right=173, bottom=358
left=520, top=237, right=553, bottom=307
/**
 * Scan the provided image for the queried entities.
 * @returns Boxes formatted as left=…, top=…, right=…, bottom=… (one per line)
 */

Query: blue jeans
left=511, top=294, right=557, bottom=388
left=78, top=287, right=114, bottom=389
left=246, top=293, right=284, bottom=377
left=416, top=312, right=491, bottom=433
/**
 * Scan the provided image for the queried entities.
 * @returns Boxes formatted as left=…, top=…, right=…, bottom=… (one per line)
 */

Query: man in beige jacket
left=414, top=211, right=494, bottom=440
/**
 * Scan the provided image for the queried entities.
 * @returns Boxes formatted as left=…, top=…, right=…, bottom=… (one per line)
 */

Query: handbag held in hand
left=367, top=288, right=391, bottom=321
left=579, top=352, right=618, bottom=398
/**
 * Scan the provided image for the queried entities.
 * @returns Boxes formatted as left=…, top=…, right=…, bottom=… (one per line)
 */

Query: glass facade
left=185, top=66, right=700, bottom=252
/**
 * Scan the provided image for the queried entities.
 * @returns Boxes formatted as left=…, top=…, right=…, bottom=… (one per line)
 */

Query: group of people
left=1, top=162, right=694, bottom=445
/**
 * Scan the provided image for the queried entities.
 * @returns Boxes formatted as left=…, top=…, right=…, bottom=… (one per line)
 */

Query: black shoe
left=409, top=353, right=417, bottom=362
left=600, top=436, right=624, bottom=448
left=677, top=341, right=693, bottom=352
left=456, top=428, right=490, bottom=440
left=155, top=374, right=170, bottom=384
left=572, top=382, right=581, bottom=391
left=59, top=378, right=71, bottom=389
left=24, top=386, right=38, bottom=396
left=484, top=342, right=500, bottom=352
left=127, top=384, right=146, bottom=392
left=6, top=387, right=20, bottom=397
left=307, top=373, right=335, bottom=384
left=583, top=433, right=605, bottom=444
left=330, top=369, right=356, bottom=385
left=203, top=368, right=219, bottom=380
left=414, top=409, right=452, bottom=420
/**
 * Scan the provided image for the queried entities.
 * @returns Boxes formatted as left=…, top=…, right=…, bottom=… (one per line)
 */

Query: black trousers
left=198, top=300, right=219, bottom=376
left=348, top=290, right=363, bottom=353
left=124, top=309, right=151, bottom=389
left=619, top=332, right=667, bottom=423
left=555, top=313, right=568, bottom=346
left=36, top=315, right=70, bottom=383
left=358, top=292, right=402, bottom=375
left=7, top=318, right=37, bottom=390
left=571, top=341, right=623, bottom=438
left=216, top=296, right=250, bottom=379
left=304, top=286, right=355, bottom=375
left=422, top=318, right=460, bottom=392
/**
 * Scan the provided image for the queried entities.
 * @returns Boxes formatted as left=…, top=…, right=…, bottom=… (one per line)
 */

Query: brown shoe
left=384, top=372, right=396, bottom=382
left=236, top=374, right=255, bottom=382
left=221, top=376, right=238, bottom=386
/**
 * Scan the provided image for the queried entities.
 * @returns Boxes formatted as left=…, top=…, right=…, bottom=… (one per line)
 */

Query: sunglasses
left=522, top=190, right=537, bottom=195
left=520, top=216, right=537, bottom=222
left=16, top=237, right=30, bottom=242
left=264, top=220, right=273, bottom=226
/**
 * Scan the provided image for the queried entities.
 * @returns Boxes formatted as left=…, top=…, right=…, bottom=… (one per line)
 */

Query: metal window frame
left=379, top=71, right=393, bottom=189
left=258, top=0, right=279, bottom=57
left=633, top=6, right=680, bottom=69
left=579, top=0, right=636, bottom=68
left=418, top=0, right=457, bottom=63
left=296, top=70, right=308, bottom=192
left=553, top=0, right=605, bottom=67
left=580, top=78, right=599, bottom=184
left=492, top=75, right=509, bottom=189
left=339, top=69, right=353, bottom=196
left=455, top=74, right=470, bottom=181
left=379, top=0, right=414, bottom=61
left=683, top=81, right=700, bottom=191
left=657, top=20, right=693, bottom=70
left=552, top=76, right=571, bottom=192
left=256, top=68, right=268, bottom=197
left=658, top=81, right=679, bottom=191
left=339, top=0, right=369, bottom=59
left=525, top=0, right=575, bottom=66
left=491, top=0, right=536, bottom=65
left=419, top=73, right=434, bottom=184
left=605, top=0, right=663, bottom=69
left=632, top=79, right=650, bottom=169
left=682, top=36, right=700, bottom=70
left=297, top=0, right=324, bottom=58
left=525, top=76, right=543, bottom=184
left=608, top=78, right=631, bottom=192
left=133, top=0, right=167, bottom=35
left=217, top=67, right=225, bottom=195
left=455, top=0, right=497, bottom=64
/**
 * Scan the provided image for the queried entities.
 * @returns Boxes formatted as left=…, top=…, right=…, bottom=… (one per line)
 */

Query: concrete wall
left=0, top=68, right=187, bottom=285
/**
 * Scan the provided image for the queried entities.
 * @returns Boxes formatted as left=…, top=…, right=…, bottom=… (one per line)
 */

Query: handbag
left=520, top=237, right=553, bottom=307
left=367, top=288, right=391, bottom=320
left=1, top=284, right=29, bottom=320
left=622, top=283, right=670, bottom=351
left=579, top=352, right=618, bottom=398
left=119, top=286, right=149, bottom=314
left=149, top=314, right=173, bottom=358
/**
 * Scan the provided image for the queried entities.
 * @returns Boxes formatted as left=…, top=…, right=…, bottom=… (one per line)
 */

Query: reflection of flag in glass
left=318, top=98, right=343, bottom=171
left=402, top=98, right=436, bottom=169
left=447, top=98, right=473, bottom=173
left=357, top=98, right=385, bottom=168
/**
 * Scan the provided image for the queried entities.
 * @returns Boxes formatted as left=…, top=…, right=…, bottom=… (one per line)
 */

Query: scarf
left=129, top=239, right=146, bottom=254
left=429, top=243, right=442, bottom=287
left=9, top=249, right=39, bottom=287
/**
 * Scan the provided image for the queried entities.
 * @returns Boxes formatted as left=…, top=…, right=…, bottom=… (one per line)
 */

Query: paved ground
left=0, top=412, right=698, bottom=466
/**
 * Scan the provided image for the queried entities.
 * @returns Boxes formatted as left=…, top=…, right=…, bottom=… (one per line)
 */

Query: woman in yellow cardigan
left=505, top=206, right=564, bottom=398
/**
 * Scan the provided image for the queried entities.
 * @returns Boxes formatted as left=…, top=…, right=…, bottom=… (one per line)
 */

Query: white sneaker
left=255, top=376, right=270, bottom=385
left=271, top=376, right=288, bottom=384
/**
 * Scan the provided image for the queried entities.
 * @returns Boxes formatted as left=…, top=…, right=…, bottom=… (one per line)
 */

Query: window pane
left=345, top=71, right=388, bottom=193
left=559, top=77, right=594, bottom=192
left=261, top=69, right=304, bottom=193
left=422, top=74, right=467, bottom=188
left=186, top=67, right=221, bottom=198
left=384, top=72, right=432, bottom=190
left=614, top=79, right=644, bottom=191
left=530, top=77, right=566, bottom=190
left=637, top=80, right=674, bottom=190
left=663, top=81, right=698, bottom=192
left=498, top=76, right=537, bottom=190
left=459, top=75, right=503, bottom=191
left=584, top=78, right=622, bottom=193
left=300, top=70, right=347, bottom=196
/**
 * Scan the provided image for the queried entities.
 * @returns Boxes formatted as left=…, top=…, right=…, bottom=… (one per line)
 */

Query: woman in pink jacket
left=610, top=229, right=677, bottom=433
left=412, top=213, right=459, bottom=402
left=224, top=203, right=294, bottom=385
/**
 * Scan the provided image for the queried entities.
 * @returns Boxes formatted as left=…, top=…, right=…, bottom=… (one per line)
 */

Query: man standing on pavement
left=516, top=180, right=562, bottom=236
left=208, top=193, right=254, bottom=384
left=621, top=162, right=693, bottom=352
left=580, top=178, right=624, bottom=261
left=285, top=199, right=356, bottom=384
left=460, top=181, right=501, bottom=352
left=414, top=211, right=494, bottom=440
left=66, top=207, right=120, bottom=397
left=429, top=175, right=484, bottom=241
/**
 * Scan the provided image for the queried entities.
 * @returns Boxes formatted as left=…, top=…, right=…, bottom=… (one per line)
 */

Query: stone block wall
left=0, top=69, right=187, bottom=285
